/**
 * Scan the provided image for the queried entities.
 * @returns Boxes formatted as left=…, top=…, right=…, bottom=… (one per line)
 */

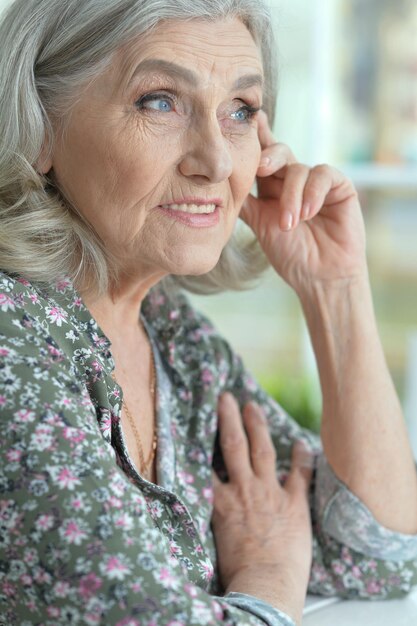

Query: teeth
left=161, top=203, right=217, bottom=214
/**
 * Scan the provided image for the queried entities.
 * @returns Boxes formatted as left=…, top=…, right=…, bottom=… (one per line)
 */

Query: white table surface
left=302, top=589, right=417, bottom=625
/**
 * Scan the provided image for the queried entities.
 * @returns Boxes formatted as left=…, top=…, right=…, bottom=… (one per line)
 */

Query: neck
left=81, top=270, right=166, bottom=340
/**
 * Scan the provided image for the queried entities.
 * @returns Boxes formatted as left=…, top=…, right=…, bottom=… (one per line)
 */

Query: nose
left=178, top=113, right=233, bottom=184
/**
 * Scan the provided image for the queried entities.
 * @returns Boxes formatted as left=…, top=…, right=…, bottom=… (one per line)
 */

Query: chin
left=168, top=248, right=222, bottom=277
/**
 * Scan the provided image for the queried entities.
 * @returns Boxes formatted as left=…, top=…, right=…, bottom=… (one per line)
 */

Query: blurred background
left=0, top=0, right=416, bottom=453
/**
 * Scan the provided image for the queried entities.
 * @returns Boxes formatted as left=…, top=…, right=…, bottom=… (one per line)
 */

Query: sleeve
left=0, top=322, right=293, bottom=625
left=205, top=314, right=417, bottom=601
left=223, top=593, right=296, bottom=626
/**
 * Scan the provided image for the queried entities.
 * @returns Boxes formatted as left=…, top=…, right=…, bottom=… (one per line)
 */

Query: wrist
left=226, top=565, right=307, bottom=625
left=298, top=271, right=371, bottom=316
left=298, top=272, right=377, bottom=350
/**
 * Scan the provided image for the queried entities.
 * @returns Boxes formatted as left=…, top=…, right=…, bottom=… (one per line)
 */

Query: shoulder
left=0, top=272, right=112, bottom=426
left=0, top=270, right=68, bottom=329
left=0, top=273, right=73, bottom=382
left=0, top=272, right=71, bottom=350
left=0, top=271, right=48, bottom=350
left=0, top=271, right=111, bottom=374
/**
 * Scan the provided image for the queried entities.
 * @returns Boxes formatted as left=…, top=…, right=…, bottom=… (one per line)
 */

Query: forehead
left=117, top=17, right=264, bottom=89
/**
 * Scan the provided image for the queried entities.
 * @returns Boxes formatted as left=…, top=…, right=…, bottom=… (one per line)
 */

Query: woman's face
left=49, top=17, right=264, bottom=280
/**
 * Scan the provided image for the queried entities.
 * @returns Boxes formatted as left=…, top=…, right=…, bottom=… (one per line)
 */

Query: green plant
left=259, top=372, right=322, bottom=433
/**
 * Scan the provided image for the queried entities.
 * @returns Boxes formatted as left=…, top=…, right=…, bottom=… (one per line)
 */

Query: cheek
left=231, top=139, right=261, bottom=203
left=116, top=122, right=181, bottom=192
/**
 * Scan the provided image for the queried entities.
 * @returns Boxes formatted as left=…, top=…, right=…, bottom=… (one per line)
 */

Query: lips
left=159, top=203, right=217, bottom=214
left=156, top=201, right=221, bottom=228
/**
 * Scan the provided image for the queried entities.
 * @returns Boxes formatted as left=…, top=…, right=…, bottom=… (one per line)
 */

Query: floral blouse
left=1, top=270, right=417, bottom=626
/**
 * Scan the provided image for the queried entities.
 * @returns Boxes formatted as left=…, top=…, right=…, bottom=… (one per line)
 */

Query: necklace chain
left=111, top=322, right=158, bottom=480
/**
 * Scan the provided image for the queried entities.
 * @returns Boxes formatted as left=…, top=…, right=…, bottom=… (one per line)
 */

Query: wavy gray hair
left=0, top=0, right=277, bottom=297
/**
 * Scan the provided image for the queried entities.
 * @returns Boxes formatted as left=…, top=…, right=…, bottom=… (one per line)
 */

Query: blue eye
left=136, top=93, right=174, bottom=112
left=231, top=105, right=261, bottom=123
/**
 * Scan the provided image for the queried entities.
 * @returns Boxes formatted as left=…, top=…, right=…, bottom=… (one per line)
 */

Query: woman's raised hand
left=212, top=392, right=313, bottom=624
left=240, top=111, right=367, bottom=296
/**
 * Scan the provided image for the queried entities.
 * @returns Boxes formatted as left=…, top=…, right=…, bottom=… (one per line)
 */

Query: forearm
left=300, top=273, right=417, bottom=534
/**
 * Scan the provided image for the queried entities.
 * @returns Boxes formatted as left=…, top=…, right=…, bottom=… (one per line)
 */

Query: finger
left=278, top=163, right=311, bottom=231
left=256, top=111, right=297, bottom=172
left=285, top=441, right=315, bottom=497
left=242, top=402, right=277, bottom=481
left=212, top=469, right=225, bottom=494
left=256, top=111, right=296, bottom=157
left=301, top=164, right=350, bottom=221
left=256, top=109, right=278, bottom=149
left=257, top=144, right=297, bottom=176
left=217, top=392, right=252, bottom=483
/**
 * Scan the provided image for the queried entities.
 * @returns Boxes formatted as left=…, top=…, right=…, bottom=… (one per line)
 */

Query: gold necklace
left=111, top=323, right=158, bottom=480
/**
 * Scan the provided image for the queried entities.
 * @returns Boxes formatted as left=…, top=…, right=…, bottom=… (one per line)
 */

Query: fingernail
left=280, top=211, right=293, bottom=231
left=259, top=156, right=271, bottom=168
left=249, top=402, right=265, bottom=421
left=218, top=393, right=227, bottom=410
left=301, top=203, right=310, bottom=220
left=294, top=441, right=315, bottom=468
left=294, top=440, right=311, bottom=453
left=294, top=441, right=302, bottom=452
left=218, top=392, right=233, bottom=409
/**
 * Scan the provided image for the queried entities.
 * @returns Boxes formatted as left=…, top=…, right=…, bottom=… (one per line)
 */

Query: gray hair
left=0, top=0, right=277, bottom=297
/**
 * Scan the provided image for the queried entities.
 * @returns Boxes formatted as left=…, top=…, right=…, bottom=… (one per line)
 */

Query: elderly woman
left=0, top=0, right=417, bottom=624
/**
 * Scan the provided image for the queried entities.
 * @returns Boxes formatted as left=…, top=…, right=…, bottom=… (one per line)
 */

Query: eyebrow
left=129, top=58, right=264, bottom=91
